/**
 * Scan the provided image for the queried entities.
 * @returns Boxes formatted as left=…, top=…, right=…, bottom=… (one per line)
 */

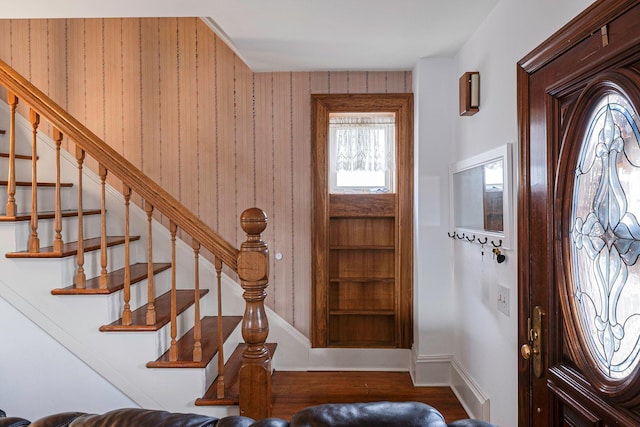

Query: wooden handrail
left=0, top=59, right=239, bottom=269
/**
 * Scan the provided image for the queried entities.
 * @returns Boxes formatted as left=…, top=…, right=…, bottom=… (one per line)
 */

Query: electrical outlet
left=497, top=284, right=510, bottom=316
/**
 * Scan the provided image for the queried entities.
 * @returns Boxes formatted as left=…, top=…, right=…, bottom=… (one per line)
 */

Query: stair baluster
left=5, top=92, right=17, bottom=217
left=215, top=256, right=225, bottom=398
left=99, top=165, right=108, bottom=288
left=169, top=220, right=178, bottom=361
left=145, top=201, right=156, bottom=325
left=53, top=129, right=64, bottom=253
left=122, top=185, right=132, bottom=325
left=74, top=146, right=86, bottom=288
left=28, top=109, right=40, bottom=252
left=192, top=240, right=202, bottom=362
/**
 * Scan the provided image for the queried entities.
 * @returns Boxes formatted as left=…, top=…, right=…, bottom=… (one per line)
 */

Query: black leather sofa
left=0, top=402, right=496, bottom=427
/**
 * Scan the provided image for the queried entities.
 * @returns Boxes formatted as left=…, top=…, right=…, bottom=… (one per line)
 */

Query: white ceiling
left=1, top=0, right=499, bottom=72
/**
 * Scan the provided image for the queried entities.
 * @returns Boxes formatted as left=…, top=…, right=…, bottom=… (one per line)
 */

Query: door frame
left=517, top=0, right=640, bottom=425
left=310, top=93, right=414, bottom=348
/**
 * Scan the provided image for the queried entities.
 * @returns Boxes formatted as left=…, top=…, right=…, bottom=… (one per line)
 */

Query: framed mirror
left=450, top=143, right=513, bottom=249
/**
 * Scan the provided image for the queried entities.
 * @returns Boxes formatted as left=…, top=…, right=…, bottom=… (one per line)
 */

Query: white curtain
left=330, top=115, right=395, bottom=172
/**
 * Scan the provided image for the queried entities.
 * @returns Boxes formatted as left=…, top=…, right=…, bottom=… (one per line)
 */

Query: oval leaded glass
left=570, top=92, right=640, bottom=380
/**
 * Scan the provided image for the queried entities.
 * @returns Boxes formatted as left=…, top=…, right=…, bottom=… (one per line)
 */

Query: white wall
left=0, top=298, right=137, bottom=420
left=412, top=57, right=456, bottom=386
left=445, top=0, right=594, bottom=425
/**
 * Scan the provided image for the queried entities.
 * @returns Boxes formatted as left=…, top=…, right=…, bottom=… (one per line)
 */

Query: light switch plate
left=497, top=284, right=510, bottom=316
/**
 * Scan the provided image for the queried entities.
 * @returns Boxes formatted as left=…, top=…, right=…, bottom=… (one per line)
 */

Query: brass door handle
left=521, top=343, right=532, bottom=359
left=523, top=306, right=544, bottom=378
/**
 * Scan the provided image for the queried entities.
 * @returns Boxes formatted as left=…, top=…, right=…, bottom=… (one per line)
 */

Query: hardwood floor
left=271, top=371, right=469, bottom=422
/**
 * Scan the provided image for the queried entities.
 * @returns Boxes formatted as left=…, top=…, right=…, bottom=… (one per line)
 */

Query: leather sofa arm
left=0, top=417, right=31, bottom=427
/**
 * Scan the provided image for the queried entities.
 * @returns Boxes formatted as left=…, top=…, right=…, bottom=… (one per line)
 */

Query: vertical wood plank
left=386, top=71, right=410, bottom=93
left=196, top=21, right=217, bottom=229
left=216, top=40, right=236, bottom=244
left=103, top=18, right=123, bottom=187
left=235, top=57, right=254, bottom=246
left=271, top=72, right=293, bottom=323
left=29, top=20, right=49, bottom=102
left=66, top=20, right=85, bottom=144
left=179, top=17, right=199, bottom=214
left=83, top=19, right=103, bottom=174
left=366, top=72, right=388, bottom=94
left=253, top=72, right=275, bottom=309
left=0, top=20, right=10, bottom=102
left=159, top=18, right=180, bottom=214
left=347, top=71, right=367, bottom=94
left=11, top=20, right=30, bottom=119
left=47, top=19, right=68, bottom=113
left=139, top=18, right=162, bottom=185
left=291, top=72, right=312, bottom=335
left=27, top=18, right=52, bottom=158
left=122, top=19, right=142, bottom=173
left=329, top=71, right=349, bottom=94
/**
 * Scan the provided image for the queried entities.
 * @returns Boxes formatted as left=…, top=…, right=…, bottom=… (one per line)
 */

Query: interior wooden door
left=518, top=1, right=640, bottom=425
left=311, top=93, right=413, bottom=348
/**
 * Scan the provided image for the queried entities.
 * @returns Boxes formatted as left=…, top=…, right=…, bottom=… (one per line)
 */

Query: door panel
left=310, top=94, right=413, bottom=348
left=519, top=1, right=640, bottom=425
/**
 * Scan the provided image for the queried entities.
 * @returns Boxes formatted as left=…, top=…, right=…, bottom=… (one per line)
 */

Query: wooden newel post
left=237, top=207, right=271, bottom=419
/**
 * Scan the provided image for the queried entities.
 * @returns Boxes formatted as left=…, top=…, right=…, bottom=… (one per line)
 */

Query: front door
left=519, top=1, right=640, bottom=425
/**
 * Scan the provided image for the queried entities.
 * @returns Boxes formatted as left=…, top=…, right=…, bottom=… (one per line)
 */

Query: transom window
left=328, top=112, right=396, bottom=194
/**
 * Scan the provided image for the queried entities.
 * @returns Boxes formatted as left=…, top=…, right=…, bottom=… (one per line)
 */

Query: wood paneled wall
left=0, top=18, right=412, bottom=337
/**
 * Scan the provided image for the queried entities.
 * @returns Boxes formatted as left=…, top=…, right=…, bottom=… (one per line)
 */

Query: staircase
left=0, top=60, right=273, bottom=418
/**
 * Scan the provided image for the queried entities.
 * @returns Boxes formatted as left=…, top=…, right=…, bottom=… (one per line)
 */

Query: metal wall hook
left=456, top=232, right=465, bottom=240
left=448, top=231, right=456, bottom=238
left=478, top=237, right=488, bottom=245
left=491, top=239, right=503, bottom=248
left=466, top=234, right=476, bottom=243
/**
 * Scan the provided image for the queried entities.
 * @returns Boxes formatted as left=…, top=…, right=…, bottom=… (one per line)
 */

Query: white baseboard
left=450, top=358, right=490, bottom=421
left=409, top=347, right=490, bottom=421
left=409, top=347, right=452, bottom=386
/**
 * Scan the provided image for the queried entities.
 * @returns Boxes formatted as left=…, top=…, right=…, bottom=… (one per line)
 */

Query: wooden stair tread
left=5, top=235, right=141, bottom=258
left=195, top=343, right=277, bottom=406
left=0, top=152, right=32, bottom=160
left=99, top=289, right=209, bottom=332
left=0, top=180, right=73, bottom=187
left=52, top=262, right=171, bottom=295
left=0, top=209, right=101, bottom=222
left=147, top=315, right=243, bottom=368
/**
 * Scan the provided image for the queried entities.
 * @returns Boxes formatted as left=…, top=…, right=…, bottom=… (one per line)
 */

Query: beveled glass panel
left=570, top=93, right=640, bottom=380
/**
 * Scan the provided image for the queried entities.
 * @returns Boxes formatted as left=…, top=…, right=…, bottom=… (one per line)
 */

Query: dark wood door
left=518, top=1, right=640, bottom=425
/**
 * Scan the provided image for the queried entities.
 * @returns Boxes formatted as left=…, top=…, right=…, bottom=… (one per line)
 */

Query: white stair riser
left=104, top=272, right=173, bottom=323
left=203, top=322, right=243, bottom=391
left=0, top=157, right=35, bottom=182
left=10, top=214, right=102, bottom=250
left=0, top=184, right=79, bottom=214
